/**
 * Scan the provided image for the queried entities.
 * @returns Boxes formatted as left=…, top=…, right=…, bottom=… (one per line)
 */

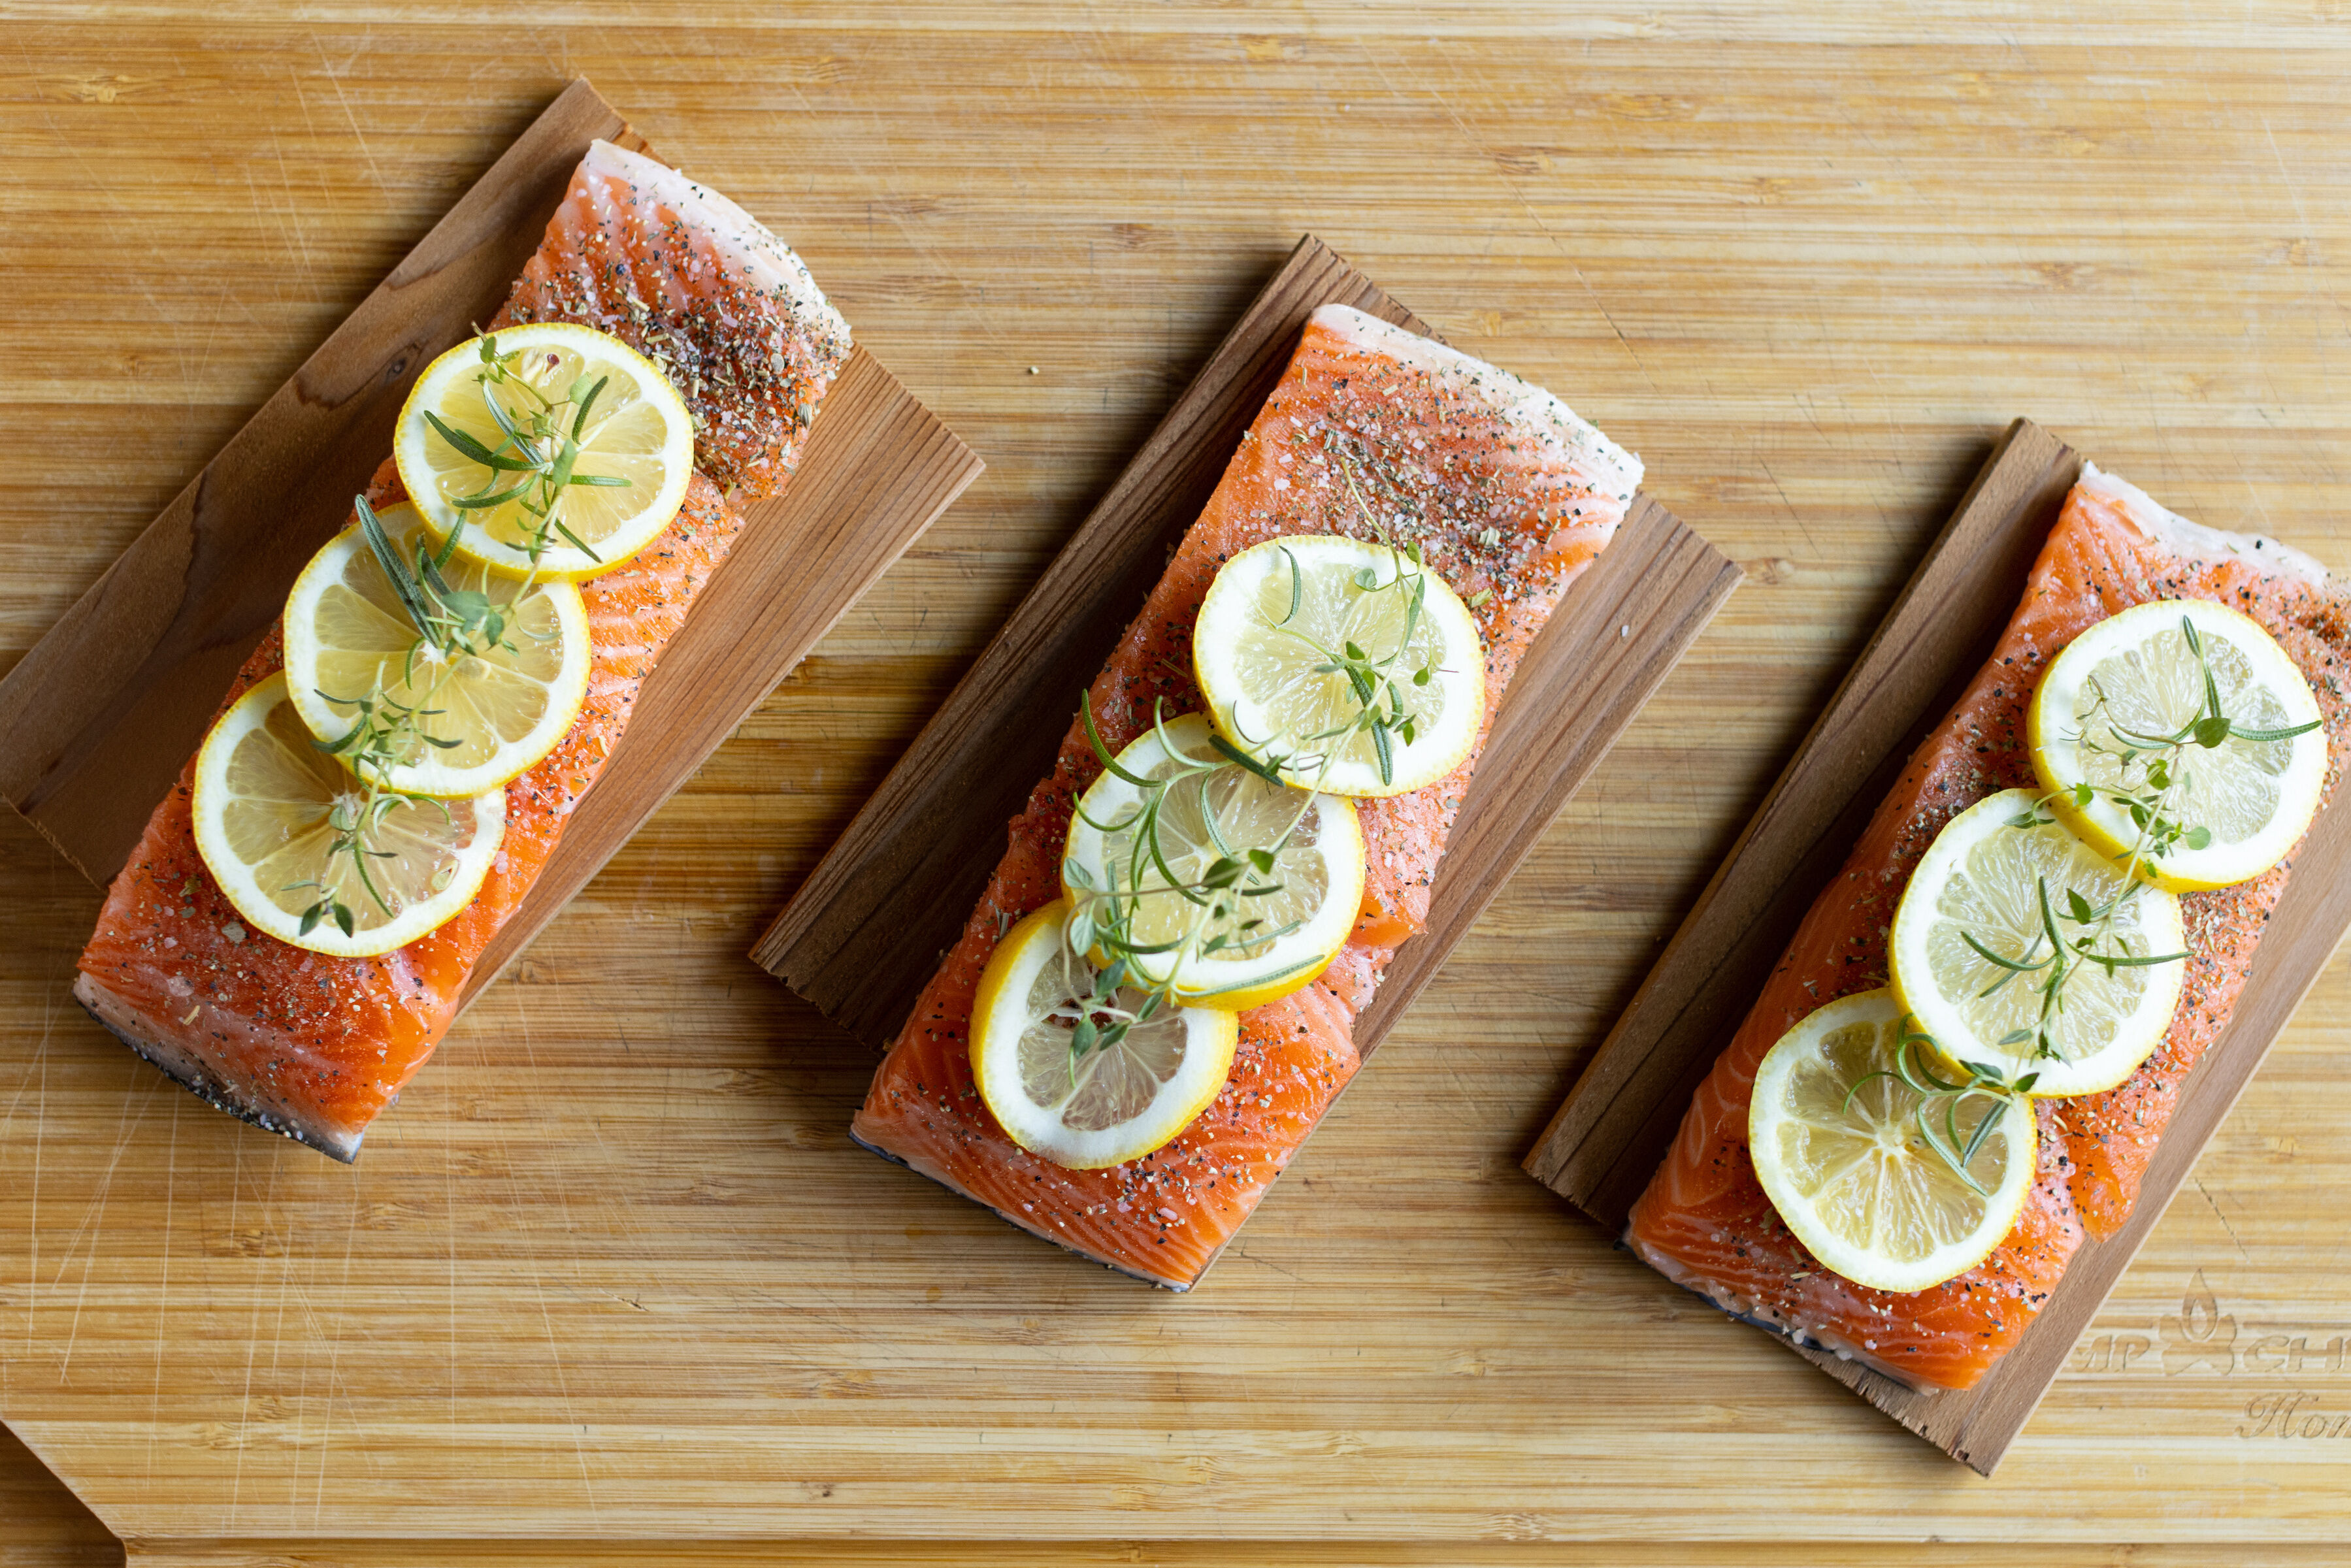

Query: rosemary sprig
left=422, top=333, right=633, bottom=568
left=289, top=495, right=528, bottom=936
left=1956, top=868, right=2189, bottom=1064
left=1843, top=1022, right=2036, bottom=1199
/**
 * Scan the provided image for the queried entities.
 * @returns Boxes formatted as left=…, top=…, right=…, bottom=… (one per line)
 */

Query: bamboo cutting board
left=9, top=7, right=2351, bottom=1559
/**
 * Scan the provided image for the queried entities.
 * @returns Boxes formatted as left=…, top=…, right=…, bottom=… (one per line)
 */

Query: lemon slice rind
left=970, top=900, right=1241, bottom=1170
left=1748, top=987, right=2037, bottom=1295
left=191, top=673, right=507, bottom=958
left=1889, top=787, right=2186, bottom=1098
left=394, top=323, right=695, bottom=582
left=282, top=505, right=591, bottom=798
left=2029, top=597, right=2327, bottom=894
left=1192, top=534, right=1484, bottom=798
left=1060, top=713, right=1364, bottom=1012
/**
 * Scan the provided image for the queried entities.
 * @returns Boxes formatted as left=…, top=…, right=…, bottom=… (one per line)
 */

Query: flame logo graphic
left=2163, top=1269, right=2239, bottom=1375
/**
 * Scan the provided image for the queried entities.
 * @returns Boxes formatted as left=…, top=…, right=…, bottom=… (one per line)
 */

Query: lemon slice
left=191, top=673, right=506, bottom=958
left=1193, top=534, right=1484, bottom=797
left=970, top=900, right=1241, bottom=1170
left=1889, top=788, right=2186, bottom=1096
left=281, top=502, right=591, bottom=797
left=1749, top=988, right=2037, bottom=1294
left=1060, top=712, right=1364, bottom=1011
left=2030, top=598, right=2328, bottom=893
left=395, top=323, right=694, bottom=580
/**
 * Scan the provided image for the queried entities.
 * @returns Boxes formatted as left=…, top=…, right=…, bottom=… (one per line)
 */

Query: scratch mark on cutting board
left=2195, top=1175, right=2252, bottom=1262
left=54, top=1065, right=156, bottom=1381
left=312, top=1168, right=367, bottom=1526
left=1754, top=456, right=1820, bottom=556
left=512, top=987, right=617, bottom=1256
left=147, top=1096, right=180, bottom=1493
left=225, top=1135, right=259, bottom=1530
left=2261, top=113, right=2313, bottom=238
left=497, top=1111, right=601, bottom=1523
left=309, top=29, right=387, bottom=195
left=265, top=1158, right=312, bottom=1531
left=252, top=137, right=319, bottom=308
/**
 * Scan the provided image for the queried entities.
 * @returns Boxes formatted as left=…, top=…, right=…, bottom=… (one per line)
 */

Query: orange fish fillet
left=72, top=144, right=847, bottom=1158
left=492, top=139, right=851, bottom=500
left=1626, top=466, right=2350, bottom=1389
left=74, top=464, right=746, bottom=1160
left=853, top=304, right=1644, bottom=1287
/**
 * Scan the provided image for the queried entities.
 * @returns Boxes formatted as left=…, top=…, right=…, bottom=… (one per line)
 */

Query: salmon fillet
left=491, top=139, right=852, bottom=500
left=74, top=463, right=748, bottom=1160
left=73, top=143, right=847, bottom=1158
left=853, top=304, right=1644, bottom=1288
left=1626, top=465, right=2351, bottom=1389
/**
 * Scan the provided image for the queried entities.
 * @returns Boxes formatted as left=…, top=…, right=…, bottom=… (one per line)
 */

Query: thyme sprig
left=1249, top=455, right=1444, bottom=789
left=2055, top=613, right=2323, bottom=872
left=1958, top=868, right=2189, bottom=1065
left=1843, top=1023, right=2036, bottom=1200
left=421, top=333, right=633, bottom=568
left=1054, top=700, right=1323, bottom=1083
left=1050, top=468, right=1452, bottom=1081
left=1969, top=613, right=2320, bottom=1063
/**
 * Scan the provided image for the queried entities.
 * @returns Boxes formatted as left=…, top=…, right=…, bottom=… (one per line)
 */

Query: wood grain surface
left=7, top=1, right=2351, bottom=1554
left=1529, top=417, right=2351, bottom=1474
left=91, top=1544, right=2351, bottom=1568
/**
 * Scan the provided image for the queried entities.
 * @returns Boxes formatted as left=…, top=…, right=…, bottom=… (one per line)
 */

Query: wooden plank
left=754, top=237, right=1739, bottom=1070
left=0, top=78, right=982, bottom=998
left=756, top=237, right=1735, bottom=1289
left=751, top=235, right=1426, bottom=1041
left=1524, top=419, right=2077, bottom=1218
left=1524, top=419, right=2351, bottom=1474
left=0, top=80, right=638, bottom=884
left=0, top=1423, right=117, bottom=1568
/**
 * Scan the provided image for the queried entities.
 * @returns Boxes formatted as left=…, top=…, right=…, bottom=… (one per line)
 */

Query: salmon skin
left=1626, top=466, right=2351, bottom=1390
left=72, top=144, right=849, bottom=1159
left=852, top=304, right=1643, bottom=1288
left=492, top=139, right=852, bottom=501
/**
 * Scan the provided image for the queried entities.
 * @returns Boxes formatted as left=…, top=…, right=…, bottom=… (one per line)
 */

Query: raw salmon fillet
left=74, top=463, right=748, bottom=1160
left=1626, top=466, right=2351, bottom=1389
left=853, top=304, right=1644, bottom=1287
left=492, top=139, right=852, bottom=500
left=73, top=143, right=847, bottom=1158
